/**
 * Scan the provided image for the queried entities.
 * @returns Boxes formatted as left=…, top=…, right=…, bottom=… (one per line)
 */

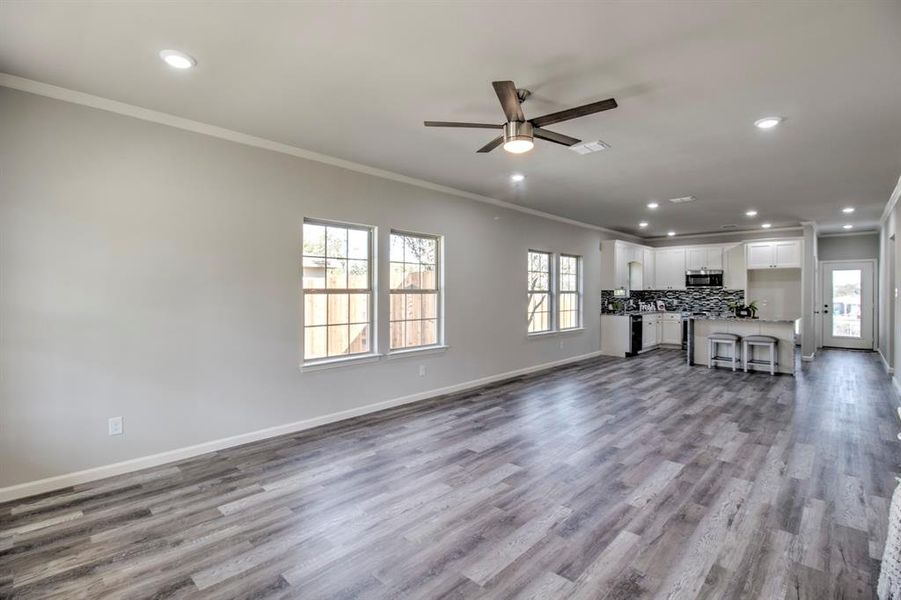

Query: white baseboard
left=879, top=349, right=896, bottom=375
left=0, top=350, right=603, bottom=503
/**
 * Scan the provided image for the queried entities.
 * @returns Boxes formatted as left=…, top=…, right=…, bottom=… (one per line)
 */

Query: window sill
left=386, top=345, right=449, bottom=359
left=300, top=353, right=383, bottom=372
left=527, top=327, right=585, bottom=339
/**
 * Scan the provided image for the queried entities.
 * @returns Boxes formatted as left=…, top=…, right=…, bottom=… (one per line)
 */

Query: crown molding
left=0, top=73, right=640, bottom=243
left=880, top=174, right=901, bottom=224
left=643, top=225, right=802, bottom=241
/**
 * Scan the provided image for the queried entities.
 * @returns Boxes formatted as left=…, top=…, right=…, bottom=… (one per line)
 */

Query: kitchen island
left=688, top=315, right=799, bottom=375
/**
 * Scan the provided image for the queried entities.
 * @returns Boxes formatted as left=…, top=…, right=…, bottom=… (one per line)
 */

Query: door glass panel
left=832, top=269, right=861, bottom=338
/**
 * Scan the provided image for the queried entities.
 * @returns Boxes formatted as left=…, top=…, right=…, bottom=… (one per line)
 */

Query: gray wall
left=817, top=233, right=879, bottom=261
left=0, top=88, right=604, bottom=487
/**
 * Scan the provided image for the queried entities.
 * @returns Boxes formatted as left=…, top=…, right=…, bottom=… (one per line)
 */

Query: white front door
left=822, top=261, right=875, bottom=349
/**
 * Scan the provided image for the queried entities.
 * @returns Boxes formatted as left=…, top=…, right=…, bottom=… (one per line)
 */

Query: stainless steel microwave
left=685, top=270, right=724, bottom=287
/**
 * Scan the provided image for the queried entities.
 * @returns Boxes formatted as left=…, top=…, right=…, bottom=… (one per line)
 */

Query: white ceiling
left=2, top=1, right=900, bottom=237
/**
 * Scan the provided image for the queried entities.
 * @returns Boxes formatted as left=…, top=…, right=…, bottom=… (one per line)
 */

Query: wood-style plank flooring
left=1, top=349, right=898, bottom=599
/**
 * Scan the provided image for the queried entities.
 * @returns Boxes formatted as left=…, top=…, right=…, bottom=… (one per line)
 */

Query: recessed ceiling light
left=754, top=116, right=783, bottom=129
left=745, top=210, right=758, bottom=217
left=159, top=49, right=196, bottom=70
left=647, top=202, right=659, bottom=209
left=639, top=221, right=649, bottom=228
left=761, top=223, right=772, bottom=229
left=510, top=173, right=525, bottom=183
left=667, top=231, right=676, bottom=237
left=843, top=224, right=854, bottom=230
left=842, top=207, right=855, bottom=214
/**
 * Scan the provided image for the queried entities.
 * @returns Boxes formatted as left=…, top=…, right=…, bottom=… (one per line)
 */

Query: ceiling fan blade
left=476, top=136, right=505, bottom=153
left=424, top=121, right=503, bottom=129
left=530, top=98, right=618, bottom=128
left=492, top=81, right=525, bottom=122
left=533, top=127, right=581, bottom=147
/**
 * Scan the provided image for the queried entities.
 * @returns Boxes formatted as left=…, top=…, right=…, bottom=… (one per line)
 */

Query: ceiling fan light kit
left=424, top=80, right=617, bottom=154
left=502, top=121, right=534, bottom=154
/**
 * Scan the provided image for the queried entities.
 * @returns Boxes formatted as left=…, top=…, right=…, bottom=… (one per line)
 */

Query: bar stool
left=708, top=333, right=741, bottom=372
left=743, top=335, right=778, bottom=375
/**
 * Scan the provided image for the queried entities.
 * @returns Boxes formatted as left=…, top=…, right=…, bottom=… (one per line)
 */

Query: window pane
left=390, top=234, right=405, bottom=262
left=529, top=271, right=549, bottom=291
left=347, top=259, right=369, bottom=289
left=303, top=257, right=326, bottom=289
left=390, top=293, right=406, bottom=322
left=326, top=227, right=347, bottom=258
left=420, top=264, right=436, bottom=289
left=832, top=269, right=862, bottom=338
left=421, top=238, right=437, bottom=265
left=304, top=326, right=327, bottom=360
left=405, top=319, right=422, bottom=347
left=390, top=262, right=405, bottom=289
left=327, top=325, right=349, bottom=356
left=405, top=236, right=429, bottom=264
left=528, top=292, right=550, bottom=333
left=390, top=321, right=405, bottom=349
left=328, top=293, right=349, bottom=325
left=404, top=294, right=421, bottom=321
left=304, top=294, right=327, bottom=326
left=347, top=229, right=369, bottom=260
left=422, top=293, right=437, bottom=319
left=403, top=263, right=422, bottom=290
left=326, top=258, right=348, bottom=289
left=348, top=294, right=369, bottom=324
left=303, top=224, right=326, bottom=257
left=348, top=324, right=370, bottom=354
left=422, top=319, right=437, bottom=345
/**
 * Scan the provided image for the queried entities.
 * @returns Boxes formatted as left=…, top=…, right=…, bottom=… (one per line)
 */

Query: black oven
left=685, top=270, right=723, bottom=287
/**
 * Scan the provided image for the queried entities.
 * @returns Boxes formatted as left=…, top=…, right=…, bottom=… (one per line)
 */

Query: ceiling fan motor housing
left=504, top=121, right=533, bottom=144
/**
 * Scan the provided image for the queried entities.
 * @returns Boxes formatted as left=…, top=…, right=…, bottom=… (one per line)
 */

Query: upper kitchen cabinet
left=642, top=248, right=655, bottom=290
left=600, top=240, right=652, bottom=290
left=685, top=247, right=723, bottom=271
left=724, top=244, right=747, bottom=289
left=745, top=240, right=802, bottom=269
left=654, top=248, right=686, bottom=289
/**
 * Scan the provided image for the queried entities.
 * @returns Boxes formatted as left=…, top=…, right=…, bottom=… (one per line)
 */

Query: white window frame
left=527, top=250, right=554, bottom=334
left=389, top=230, right=443, bottom=352
left=301, top=218, right=376, bottom=365
left=558, top=254, right=583, bottom=331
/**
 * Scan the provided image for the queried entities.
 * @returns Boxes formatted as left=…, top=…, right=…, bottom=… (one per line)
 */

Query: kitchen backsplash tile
left=601, top=288, right=745, bottom=313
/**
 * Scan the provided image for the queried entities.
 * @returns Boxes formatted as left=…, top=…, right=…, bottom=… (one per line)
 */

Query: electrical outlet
left=418, top=365, right=426, bottom=377
left=559, top=340, right=565, bottom=349
left=108, top=416, right=124, bottom=436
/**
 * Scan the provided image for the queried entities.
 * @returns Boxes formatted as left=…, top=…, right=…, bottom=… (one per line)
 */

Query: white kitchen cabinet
left=746, top=240, right=802, bottom=269
left=642, top=248, right=655, bottom=290
left=642, top=314, right=659, bottom=349
left=774, top=240, right=801, bottom=268
left=654, top=248, right=686, bottom=290
left=601, top=240, right=655, bottom=290
left=662, top=314, right=682, bottom=345
left=705, top=248, right=723, bottom=270
left=686, top=247, right=723, bottom=270
left=724, top=244, right=747, bottom=290
left=685, top=248, right=705, bottom=271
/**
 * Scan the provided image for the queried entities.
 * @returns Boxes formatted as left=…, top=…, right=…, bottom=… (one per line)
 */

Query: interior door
left=822, top=261, right=874, bottom=349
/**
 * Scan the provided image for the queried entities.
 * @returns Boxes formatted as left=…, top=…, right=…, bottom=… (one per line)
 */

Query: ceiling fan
left=424, top=80, right=617, bottom=154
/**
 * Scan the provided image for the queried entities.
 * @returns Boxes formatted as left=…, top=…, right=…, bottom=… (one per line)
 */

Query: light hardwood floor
left=1, top=349, right=897, bottom=599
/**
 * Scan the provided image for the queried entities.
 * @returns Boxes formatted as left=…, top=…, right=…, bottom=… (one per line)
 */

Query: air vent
left=720, top=224, right=738, bottom=230
left=569, top=140, right=611, bottom=155
left=668, top=195, right=696, bottom=204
